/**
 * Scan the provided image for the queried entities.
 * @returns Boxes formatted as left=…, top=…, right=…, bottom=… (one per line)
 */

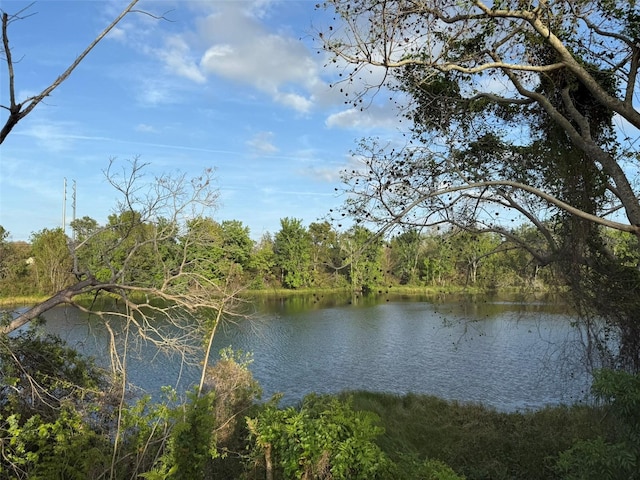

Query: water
left=19, top=293, right=593, bottom=411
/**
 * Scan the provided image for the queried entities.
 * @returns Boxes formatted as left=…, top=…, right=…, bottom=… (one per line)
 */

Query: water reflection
left=28, top=293, right=592, bottom=412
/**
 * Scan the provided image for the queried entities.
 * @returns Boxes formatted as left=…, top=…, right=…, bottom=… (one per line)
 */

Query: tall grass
left=343, top=391, right=608, bottom=480
left=0, top=295, right=47, bottom=307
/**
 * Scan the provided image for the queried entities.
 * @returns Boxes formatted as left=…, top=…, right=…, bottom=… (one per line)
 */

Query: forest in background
left=3, top=216, right=639, bottom=300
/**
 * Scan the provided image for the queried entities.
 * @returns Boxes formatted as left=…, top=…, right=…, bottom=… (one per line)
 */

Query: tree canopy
left=320, top=0, right=640, bottom=237
left=319, top=0, right=640, bottom=371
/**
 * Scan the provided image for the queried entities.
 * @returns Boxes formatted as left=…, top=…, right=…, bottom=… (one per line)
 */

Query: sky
left=0, top=0, right=402, bottom=242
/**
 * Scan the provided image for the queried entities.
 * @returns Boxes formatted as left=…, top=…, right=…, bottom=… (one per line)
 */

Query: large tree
left=273, top=218, right=313, bottom=289
left=320, top=0, right=640, bottom=370
left=320, top=0, right=640, bottom=237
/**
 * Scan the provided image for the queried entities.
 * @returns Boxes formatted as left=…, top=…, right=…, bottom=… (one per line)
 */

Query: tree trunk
left=1, top=276, right=98, bottom=334
left=265, top=443, right=273, bottom=480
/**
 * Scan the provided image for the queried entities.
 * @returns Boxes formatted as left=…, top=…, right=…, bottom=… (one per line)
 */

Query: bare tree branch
left=0, top=0, right=141, bottom=144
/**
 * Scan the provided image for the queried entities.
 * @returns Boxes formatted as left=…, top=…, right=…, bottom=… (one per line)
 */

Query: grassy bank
left=342, top=391, right=606, bottom=480
left=1, top=284, right=558, bottom=308
left=0, top=295, right=47, bottom=307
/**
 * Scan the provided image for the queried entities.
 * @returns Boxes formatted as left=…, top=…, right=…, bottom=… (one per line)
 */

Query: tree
left=247, top=395, right=391, bottom=480
left=273, top=218, right=313, bottom=289
left=388, top=228, right=423, bottom=285
left=0, top=4, right=249, bottom=477
left=0, top=227, right=33, bottom=296
left=1, top=159, right=241, bottom=375
left=341, top=225, right=384, bottom=295
left=220, top=219, right=254, bottom=276
left=421, top=231, right=456, bottom=287
left=320, top=0, right=639, bottom=230
left=30, top=228, right=73, bottom=295
left=248, top=233, right=277, bottom=289
left=320, top=0, right=640, bottom=371
left=319, top=0, right=640, bottom=238
left=308, top=221, right=343, bottom=286
left=447, top=230, right=503, bottom=286
left=1, top=159, right=253, bottom=478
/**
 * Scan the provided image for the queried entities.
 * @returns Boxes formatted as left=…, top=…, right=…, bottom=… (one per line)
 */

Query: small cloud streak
left=247, top=131, right=278, bottom=154
left=135, top=123, right=157, bottom=133
left=326, top=106, right=402, bottom=130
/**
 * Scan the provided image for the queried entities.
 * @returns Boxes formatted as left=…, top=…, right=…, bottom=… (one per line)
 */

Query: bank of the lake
left=341, top=390, right=607, bottom=480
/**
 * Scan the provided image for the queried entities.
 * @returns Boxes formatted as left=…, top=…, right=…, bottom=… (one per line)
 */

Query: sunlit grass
left=0, top=295, right=47, bottom=307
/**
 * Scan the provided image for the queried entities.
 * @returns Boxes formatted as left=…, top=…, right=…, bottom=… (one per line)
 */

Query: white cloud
left=108, top=26, right=127, bottom=42
left=325, top=106, right=402, bottom=130
left=160, top=35, right=206, bottom=84
left=247, top=131, right=278, bottom=154
left=145, top=2, right=324, bottom=114
left=122, top=0, right=402, bottom=128
left=274, top=92, right=314, bottom=112
left=19, top=121, right=78, bottom=151
left=299, top=165, right=343, bottom=183
left=135, top=77, right=180, bottom=106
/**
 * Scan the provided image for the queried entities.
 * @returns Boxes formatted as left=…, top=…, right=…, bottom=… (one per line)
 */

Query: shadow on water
left=248, top=290, right=570, bottom=317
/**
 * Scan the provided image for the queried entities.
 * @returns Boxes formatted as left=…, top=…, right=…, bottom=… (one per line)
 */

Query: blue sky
left=0, top=0, right=401, bottom=241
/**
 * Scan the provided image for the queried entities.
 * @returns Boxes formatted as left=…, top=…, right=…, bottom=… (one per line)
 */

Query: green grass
left=341, top=391, right=608, bottom=480
left=0, top=294, right=48, bottom=307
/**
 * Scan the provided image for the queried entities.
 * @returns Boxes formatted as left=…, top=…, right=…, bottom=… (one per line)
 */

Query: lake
left=24, top=292, right=593, bottom=411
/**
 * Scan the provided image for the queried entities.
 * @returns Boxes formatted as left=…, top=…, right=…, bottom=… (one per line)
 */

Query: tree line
left=2, top=214, right=639, bottom=299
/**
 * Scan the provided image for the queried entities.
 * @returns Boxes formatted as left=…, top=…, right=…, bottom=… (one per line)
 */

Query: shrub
left=0, top=407, right=109, bottom=479
left=555, top=369, right=640, bottom=480
left=247, top=394, right=392, bottom=479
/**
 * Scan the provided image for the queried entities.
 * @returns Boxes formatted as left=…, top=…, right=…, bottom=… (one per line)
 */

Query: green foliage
left=556, top=369, right=640, bottom=480
left=342, top=225, right=384, bottom=294
left=247, top=394, right=391, bottom=479
left=0, top=227, right=33, bottom=296
left=2, top=214, right=572, bottom=299
left=248, top=233, right=277, bottom=289
left=308, top=221, right=343, bottom=287
left=220, top=219, right=254, bottom=271
left=30, top=227, right=73, bottom=295
left=105, top=210, right=167, bottom=287
left=389, top=229, right=423, bottom=285
left=0, top=329, right=104, bottom=420
left=114, top=388, right=179, bottom=477
left=346, top=391, right=606, bottom=480
left=183, top=217, right=255, bottom=283
left=204, top=348, right=261, bottom=477
left=555, top=437, right=636, bottom=480
left=447, top=231, right=502, bottom=286
left=139, top=349, right=262, bottom=480
left=274, top=218, right=313, bottom=289
left=390, top=455, right=465, bottom=480
left=592, top=369, right=640, bottom=440
left=0, top=407, right=110, bottom=480
left=168, top=390, right=217, bottom=480
left=122, top=388, right=217, bottom=480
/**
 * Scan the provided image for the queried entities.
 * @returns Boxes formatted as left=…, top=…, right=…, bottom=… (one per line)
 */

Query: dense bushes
left=554, top=369, right=640, bottom=479
left=246, top=394, right=391, bottom=479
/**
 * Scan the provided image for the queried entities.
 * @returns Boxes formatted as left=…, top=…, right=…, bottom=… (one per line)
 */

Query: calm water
left=24, top=293, right=592, bottom=411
